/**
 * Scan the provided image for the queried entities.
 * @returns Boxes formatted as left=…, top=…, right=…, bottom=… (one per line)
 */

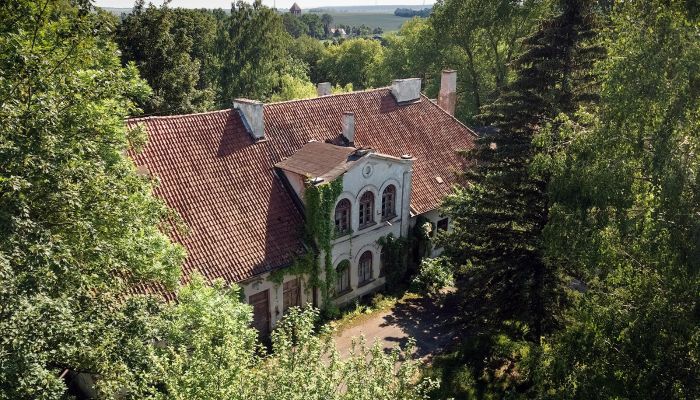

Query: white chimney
left=342, top=112, right=355, bottom=144
left=438, top=69, right=457, bottom=116
left=317, top=82, right=332, bottom=97
left=391, top=78, right=422, bottom=103
left=233, top=99, right=264, bottom=141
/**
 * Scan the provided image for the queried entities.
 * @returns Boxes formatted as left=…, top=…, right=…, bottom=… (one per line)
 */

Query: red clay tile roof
left=127, top=88, right=477, bottom=285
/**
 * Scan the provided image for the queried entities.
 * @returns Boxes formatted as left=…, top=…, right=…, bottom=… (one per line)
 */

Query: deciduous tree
left=0, top=1, right=183, bottom=397
left=116, top=1, right=217, bottom=114
left=534, top=1, right=700, bottom=397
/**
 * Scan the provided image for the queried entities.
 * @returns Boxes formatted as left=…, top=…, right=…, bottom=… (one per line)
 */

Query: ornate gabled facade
left=127, top=71, right=477, bottom=333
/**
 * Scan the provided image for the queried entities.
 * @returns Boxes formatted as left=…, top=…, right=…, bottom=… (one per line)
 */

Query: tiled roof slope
left=264, top=89, right=477, bottom=215
left=127, top=110, right=306, bottom=286
left=127, top=88, right=477, bottom=284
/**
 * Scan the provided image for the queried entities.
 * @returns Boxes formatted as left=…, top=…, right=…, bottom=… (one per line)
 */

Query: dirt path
left=333, top=295, right=459, bottom=361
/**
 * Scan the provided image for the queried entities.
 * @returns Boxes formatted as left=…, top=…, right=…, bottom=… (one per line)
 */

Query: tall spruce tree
left=438, top=0, right=604, bottom=341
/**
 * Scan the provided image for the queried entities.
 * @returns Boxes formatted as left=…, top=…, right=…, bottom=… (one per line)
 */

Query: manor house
left=127, top=70, right=476, bottom=335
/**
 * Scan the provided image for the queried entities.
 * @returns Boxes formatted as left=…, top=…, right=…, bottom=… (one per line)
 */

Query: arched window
left=336, top=260, right=350, bottom=294
left=334, top=199, right=351, bottom=235
left=359, top=191, right=374, bottom=228
left=358, top=251, right=373, bottom=285
left=381, top=185, right=396, bottom=220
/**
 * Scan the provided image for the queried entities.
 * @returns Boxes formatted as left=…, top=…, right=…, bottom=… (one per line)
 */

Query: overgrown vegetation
left=435, top=0, right=700, bottom=398
left=303, top=179, right=344, bottom=316
left=411, top=257, right=454, bottom=297
left=376, top=234, right=409, bottom=291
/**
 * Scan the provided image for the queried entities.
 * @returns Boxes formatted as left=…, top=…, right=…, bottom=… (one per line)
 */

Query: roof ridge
left=126, top=88, right=392, bottom=122
left=265, top=87, right=390, bottom=107
left=127, top=108, right=232, bottom=123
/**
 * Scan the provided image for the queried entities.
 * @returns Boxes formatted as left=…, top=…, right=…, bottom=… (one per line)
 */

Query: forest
left=0, top=0, right=698, bottom=398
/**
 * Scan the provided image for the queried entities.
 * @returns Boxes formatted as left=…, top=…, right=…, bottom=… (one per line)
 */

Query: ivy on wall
left=270, top=178, right=343, bottom=316
left=377, top=233, right=409, bottom=291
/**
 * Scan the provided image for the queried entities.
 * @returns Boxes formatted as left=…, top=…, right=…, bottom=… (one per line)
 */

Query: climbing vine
left=377, top=233, right=409, bottom=291
left=271, top=178, right=343, bottom=316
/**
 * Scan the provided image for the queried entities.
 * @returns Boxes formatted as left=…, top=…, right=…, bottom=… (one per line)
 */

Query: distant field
left=101, top=7, right=420, bottom=33
left=319, top=13, right=412, bottom=33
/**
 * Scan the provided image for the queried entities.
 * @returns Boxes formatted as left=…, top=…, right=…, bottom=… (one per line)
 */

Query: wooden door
left=249, top=290, right=270, bottom=336
left=282, top=278, right=301, bottom=313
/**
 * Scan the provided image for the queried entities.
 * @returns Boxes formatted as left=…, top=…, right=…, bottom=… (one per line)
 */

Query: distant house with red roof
left=127, top=70, right=473, bottom=334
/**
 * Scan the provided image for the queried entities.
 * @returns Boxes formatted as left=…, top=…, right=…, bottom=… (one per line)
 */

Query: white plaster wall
left=283, top=170, right=307, bottom=200
left=326, top=154, right=412, bottom=307
left=243, top=152, right=415, bottom=330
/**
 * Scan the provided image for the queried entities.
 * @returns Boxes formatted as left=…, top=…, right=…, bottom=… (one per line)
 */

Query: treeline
left=109, top=0, right=560, bottom=125
left=281, top=12, right=333, bottom=39
left=394, top=7, right=432, bottom=17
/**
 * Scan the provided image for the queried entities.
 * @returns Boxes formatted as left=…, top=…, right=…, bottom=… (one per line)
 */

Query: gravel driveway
left=333, top=294, right=459, bottom=361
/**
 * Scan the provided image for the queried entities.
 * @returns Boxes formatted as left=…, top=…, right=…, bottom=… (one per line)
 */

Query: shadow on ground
left=380, top=294, right=460, bottom=359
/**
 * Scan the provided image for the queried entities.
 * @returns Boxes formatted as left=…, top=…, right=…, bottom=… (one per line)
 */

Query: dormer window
left=334, top=199, right=351, bottom=235
left=359, top=191, right=375, bottom=228
left=381, top=185, right=396, bottom=220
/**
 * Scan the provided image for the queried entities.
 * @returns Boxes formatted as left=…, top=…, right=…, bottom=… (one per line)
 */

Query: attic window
left=435, top=176, right=444, bottom=184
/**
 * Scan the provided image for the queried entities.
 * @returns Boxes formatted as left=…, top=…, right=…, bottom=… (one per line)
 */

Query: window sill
left=381, top=214, right=397, bottom=222
left=358, top=221, right=376, bottom=231
left=334, top=288, right=353, bottom=298
left=334, top=231, right=352, bottom=239
left=357, top=279, right=375, bottom=289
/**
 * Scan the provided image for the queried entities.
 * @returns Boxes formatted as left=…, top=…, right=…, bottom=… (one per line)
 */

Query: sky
left=96, top=0, right=436, bottom=9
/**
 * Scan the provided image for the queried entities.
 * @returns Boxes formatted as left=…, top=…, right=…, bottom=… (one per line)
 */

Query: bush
left=411, top=257, right=454, bottom=296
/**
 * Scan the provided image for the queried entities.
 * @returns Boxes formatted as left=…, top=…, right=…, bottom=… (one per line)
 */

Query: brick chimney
left=233, top=99, right=264, bottom=141
left=391, top=78, right=422, bottom=103
left=317, top=82, right=332, bottom=96
left=342, top=112, right=355, bottom=144
left=438, top=69, right=457, bottom=116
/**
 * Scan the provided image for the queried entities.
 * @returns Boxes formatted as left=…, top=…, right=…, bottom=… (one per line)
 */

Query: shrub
left=411, top=257, right=454, bottom=296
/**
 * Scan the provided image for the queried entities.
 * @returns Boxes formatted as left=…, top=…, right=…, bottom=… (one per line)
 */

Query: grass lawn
left=325, top=288, right=421, bottom=334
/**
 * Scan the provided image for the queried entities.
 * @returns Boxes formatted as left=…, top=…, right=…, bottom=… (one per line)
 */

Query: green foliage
left=318, top=38, right=386, bottom=89
left=411, top=215, right=433, bottom=264
left=425, top=330, right=537, bottom=400
left=152, top=276, right=438, bottom=399
left=377, top=234, right=409, bottom=291
left=301, top=179, right=344, bottom=315
left=116, top=1, right=217, bottom=114
left=151, top=274, right=258, bottom=399
left=217, top=1, right=293, bottom=105
left=429, top=0, right=553, bottom=121
left=440, top=0, right=604, bottom=343
left=270, top=74, right=317, bottom=102
left=375, top=18, right=439, bottom=87
left=532, top=1, right=700, bottom=397
left=0, top=1, right=183, bottom=397
left=411, top=257, right=454, bottom=297
left=300, top=13, right=325, bottom=39
left=289, top=35, right=328, bottom=83
left=282, top=12, right=309, bottom=38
